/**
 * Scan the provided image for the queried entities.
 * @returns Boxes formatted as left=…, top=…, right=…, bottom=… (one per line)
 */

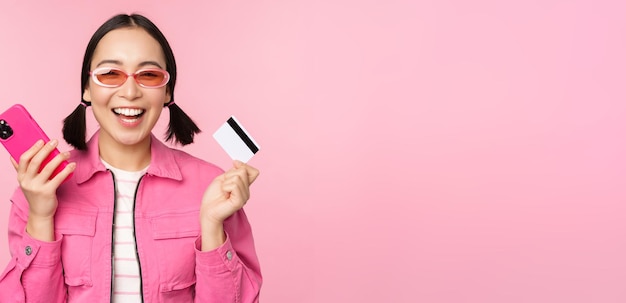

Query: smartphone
left=0, top=104, right=71, bottom=181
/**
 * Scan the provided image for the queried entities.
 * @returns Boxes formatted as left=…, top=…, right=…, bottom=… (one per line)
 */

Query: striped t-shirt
left=102, top=159, right=148, bottom=303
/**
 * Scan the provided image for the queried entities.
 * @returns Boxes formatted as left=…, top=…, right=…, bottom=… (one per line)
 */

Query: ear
left=82, top=86, right=92, bottom=102
left=165, top=87, right=171, bottom=104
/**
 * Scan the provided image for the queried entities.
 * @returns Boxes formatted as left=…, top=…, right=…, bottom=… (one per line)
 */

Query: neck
left=98, top=135, right=151, bottom=171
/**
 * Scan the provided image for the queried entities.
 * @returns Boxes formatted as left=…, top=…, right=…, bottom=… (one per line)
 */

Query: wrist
left=200, top=220, right=226, bottom=251
left=26, top=215, right=55, bottom=242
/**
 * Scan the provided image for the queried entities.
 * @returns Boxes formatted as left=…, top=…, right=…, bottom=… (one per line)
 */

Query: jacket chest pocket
left=56, top=207, right=98, bottom=287
left=150, top=212, right=199, bottom=298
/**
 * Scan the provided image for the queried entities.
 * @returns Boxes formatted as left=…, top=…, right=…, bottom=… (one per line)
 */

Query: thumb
left=233, top=160, right=245, bottom=168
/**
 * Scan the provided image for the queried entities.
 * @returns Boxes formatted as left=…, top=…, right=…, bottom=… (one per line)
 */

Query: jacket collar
left=73, top=131, right=183, bottom=184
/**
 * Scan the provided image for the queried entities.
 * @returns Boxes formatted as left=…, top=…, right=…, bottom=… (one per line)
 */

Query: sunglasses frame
left=89, top=67, right=170, bottom=88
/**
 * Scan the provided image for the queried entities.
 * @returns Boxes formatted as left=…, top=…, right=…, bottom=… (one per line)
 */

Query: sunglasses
left=90, top=67, right=170, bottom=88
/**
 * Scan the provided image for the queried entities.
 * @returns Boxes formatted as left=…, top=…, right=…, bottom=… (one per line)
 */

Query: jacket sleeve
left=194, top=209, right=262, bottom=303
left=0, top=189, right=66, bottom=303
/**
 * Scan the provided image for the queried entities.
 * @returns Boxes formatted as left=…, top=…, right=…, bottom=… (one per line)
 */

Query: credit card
left=212, top=116, right=260, bottom=163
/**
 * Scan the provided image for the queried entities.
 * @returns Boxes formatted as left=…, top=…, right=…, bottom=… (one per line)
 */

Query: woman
left=0, top=14, right=262, bottom=302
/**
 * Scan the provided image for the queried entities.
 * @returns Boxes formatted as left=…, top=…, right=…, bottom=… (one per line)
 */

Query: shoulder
left=168, top=147, right=225, bottom=176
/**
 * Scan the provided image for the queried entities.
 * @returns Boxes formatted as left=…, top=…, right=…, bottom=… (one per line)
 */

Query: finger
left=222, top=174, right=249, bottom=196
left=245, top=165, right=260, bottom=185
left=223, top=167, right=250, bottom=188
left=233, top=162, right=259, bottom=185
left=222, top=174, right=246, bottom=191
left=38, top=151, right=71, bottom=180
left=17, top=140, right=45, bottom=174
left=221, top=178, right=249, bottom=206
left=26, top=140, right=58, bottom=176
left=47, top=162, right=76, bottom=187
left=10, top=157, right=18, bottom=170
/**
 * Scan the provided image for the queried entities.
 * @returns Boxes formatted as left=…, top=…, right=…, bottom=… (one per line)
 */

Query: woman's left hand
left=200, top=160, right=260, bottom=226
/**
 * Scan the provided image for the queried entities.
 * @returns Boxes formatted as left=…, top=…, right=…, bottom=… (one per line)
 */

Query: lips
left=112, top=107, right=145, bottom=124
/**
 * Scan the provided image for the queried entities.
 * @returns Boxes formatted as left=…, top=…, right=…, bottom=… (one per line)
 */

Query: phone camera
left=0, top=119, right=14, bottom=140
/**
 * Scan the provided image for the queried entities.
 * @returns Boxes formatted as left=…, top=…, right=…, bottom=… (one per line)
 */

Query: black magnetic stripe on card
left=227, top=117, right=259, bottom=154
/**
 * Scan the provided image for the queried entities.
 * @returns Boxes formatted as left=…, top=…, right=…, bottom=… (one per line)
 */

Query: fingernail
left=49, top=139, right=58, bottom=147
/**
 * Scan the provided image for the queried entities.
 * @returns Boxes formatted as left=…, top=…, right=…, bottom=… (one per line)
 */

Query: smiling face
left=82, top=27, right=171, bottom=153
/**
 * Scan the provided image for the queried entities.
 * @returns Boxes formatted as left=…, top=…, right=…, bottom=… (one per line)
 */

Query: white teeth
left=113, top=108, right=144, bottom=116
left=121, top=117, right=139, bottom=123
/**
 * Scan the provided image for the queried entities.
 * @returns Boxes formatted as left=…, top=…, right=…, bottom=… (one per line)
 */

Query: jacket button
left=25, top=246, right=32, bottom=256
left=226, top=250, right=233, bottom=261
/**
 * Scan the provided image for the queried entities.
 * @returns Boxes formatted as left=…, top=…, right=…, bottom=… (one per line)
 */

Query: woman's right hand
left=10, top=139, right=76, bottom=241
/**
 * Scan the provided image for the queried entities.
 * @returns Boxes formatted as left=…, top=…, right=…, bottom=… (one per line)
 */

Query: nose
left=118, top=74, right=142, bottom=100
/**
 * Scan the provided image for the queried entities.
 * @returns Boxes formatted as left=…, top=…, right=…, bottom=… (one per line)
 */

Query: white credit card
left=212, top=116, right=260, bottom=163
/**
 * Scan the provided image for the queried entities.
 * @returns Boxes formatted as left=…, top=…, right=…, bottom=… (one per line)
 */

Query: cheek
left=91, top=101, right=112, bottom=117
left=147, top=90, right=170, bottom=106
left=87, top=88, right=115, bottom=104
left=150, top=108, right=165, bottom=122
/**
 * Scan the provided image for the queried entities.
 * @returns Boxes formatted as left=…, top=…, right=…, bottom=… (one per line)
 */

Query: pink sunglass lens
left=94, top=69, right=126, bottom=86
left=135, top=70, right=166, bottom=86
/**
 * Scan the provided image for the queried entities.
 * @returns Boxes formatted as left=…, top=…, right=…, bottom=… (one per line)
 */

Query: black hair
left=63, top=13, right=200, bottom=150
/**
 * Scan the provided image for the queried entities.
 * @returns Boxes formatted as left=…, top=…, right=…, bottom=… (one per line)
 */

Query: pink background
left=1, top=1, right=625, bottom=302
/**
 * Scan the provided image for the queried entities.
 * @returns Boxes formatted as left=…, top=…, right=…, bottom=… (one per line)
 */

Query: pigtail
left=164, top=101, right=201, bottom=146
left=62, top=101, right=89, bottom=150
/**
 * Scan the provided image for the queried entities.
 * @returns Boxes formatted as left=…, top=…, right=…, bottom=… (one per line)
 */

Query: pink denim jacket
left=0, top=132, right=262, bottom=302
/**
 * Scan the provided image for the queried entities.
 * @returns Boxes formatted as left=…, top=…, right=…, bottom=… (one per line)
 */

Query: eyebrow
left=95, top=59, right=165, bottom=69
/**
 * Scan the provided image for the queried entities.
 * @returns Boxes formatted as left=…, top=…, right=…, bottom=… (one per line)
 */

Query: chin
left=114, top=133, right=151, bottom=146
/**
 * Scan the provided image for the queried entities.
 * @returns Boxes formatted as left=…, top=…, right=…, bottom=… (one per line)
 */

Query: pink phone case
left=0, top=104, right=71, bottom=181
